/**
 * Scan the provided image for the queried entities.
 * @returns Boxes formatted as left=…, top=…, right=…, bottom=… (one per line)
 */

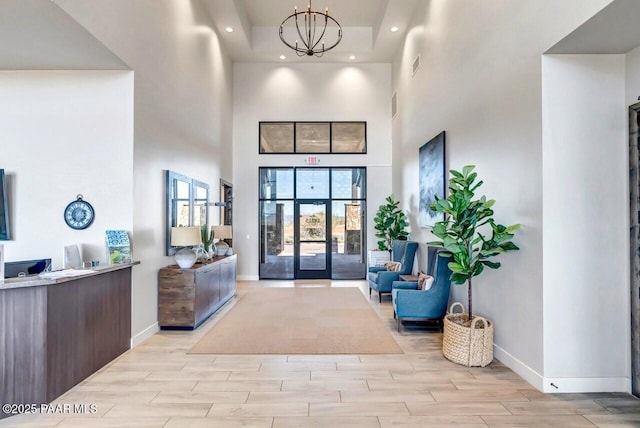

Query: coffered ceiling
left=200, top=0, right=420, bottom=62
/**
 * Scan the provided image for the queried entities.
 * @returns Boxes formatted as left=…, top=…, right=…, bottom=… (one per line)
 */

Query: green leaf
left=472, top=263, right=484, bottom=276
left=450, top=170, right=464, bottom=179
left=481, top=260, right=501, bottom=269
left=448, top=262, right=464, bottom=272
left=466, top=172, right=477, bottom=185
left=506, top=224, right=521, bottom=232
left=471, top=180, right=484, bottom=192
left=462, top=165, right=475, bottom=177
left=500, top=242, right=520, bottom=251
left=450, top=272, right=469, bottom=284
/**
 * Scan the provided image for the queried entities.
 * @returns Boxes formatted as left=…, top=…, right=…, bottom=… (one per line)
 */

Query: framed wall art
left=419, top=131, right=446, bottom=228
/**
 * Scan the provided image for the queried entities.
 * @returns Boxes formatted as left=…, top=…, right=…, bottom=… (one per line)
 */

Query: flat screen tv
left=0, top=169, right=9, bottom=240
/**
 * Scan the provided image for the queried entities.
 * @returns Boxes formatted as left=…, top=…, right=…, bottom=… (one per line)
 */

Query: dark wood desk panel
left=0, top=286, right=48, bottom=410
left=46, top=268, right=131, bottom=401
left=1, top=264, right=134, bottom=419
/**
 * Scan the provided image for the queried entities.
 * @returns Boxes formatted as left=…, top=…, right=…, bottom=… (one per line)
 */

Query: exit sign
left=305, top=156, right=320, bottom=165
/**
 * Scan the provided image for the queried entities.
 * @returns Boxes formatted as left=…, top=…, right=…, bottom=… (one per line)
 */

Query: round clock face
left=64, top=197, right=95, bottom=230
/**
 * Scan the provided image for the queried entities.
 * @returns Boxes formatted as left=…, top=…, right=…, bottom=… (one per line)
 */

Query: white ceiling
left=547, top=0, right=640, bottom=54
left=200, top=0, right=420, bottom=63
left=0, top=0, right=129, bottom=70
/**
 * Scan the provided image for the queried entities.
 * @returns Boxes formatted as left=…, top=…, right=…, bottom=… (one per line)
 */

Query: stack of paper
left=39, top=269, right=94, bottom=279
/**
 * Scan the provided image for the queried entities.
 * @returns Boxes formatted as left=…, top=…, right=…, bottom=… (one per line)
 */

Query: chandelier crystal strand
left=279, top=1, right=342, bottom=57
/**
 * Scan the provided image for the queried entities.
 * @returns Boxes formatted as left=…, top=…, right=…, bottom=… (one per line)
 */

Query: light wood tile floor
left=3, top=280, right=639, bottom=427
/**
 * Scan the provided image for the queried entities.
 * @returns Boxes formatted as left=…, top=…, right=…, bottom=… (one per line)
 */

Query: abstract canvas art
left=419, top=131, right=446, bottom=228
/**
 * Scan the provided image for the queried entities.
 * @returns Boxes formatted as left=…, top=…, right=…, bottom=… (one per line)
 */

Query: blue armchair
left=391, top=248, right=452, bottom=332
left=367, top=240, right=418, bottom=303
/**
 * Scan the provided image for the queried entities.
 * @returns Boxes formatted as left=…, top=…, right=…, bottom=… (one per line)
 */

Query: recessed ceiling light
left=390, top=26, right=399, bottom=33
left=225, top=27, right=234, bottom=33
left=280, top=55, right=286, bottom=60
left=349, top=55, right=356, bottom=60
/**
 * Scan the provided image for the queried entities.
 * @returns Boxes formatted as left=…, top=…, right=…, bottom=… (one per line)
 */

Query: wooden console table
left=158, top=254, right=237, bottom=329
left=0, top=263, right=137, bottom=419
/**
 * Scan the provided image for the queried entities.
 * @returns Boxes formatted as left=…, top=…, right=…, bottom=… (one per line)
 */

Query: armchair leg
left=438, top=319, right=444, bottom=332
left=397, top=317, right=401, bottom=333
left=393, top=310, right=396, bottom=319
left=369, top=287, right=372, bottom=297
left=379, top=292, right=382, bottom=303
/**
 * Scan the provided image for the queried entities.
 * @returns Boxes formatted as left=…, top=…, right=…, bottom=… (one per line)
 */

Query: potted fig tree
left=374, top=195, right=409, bottom=255
left=428, top=165, right=519, bottom=367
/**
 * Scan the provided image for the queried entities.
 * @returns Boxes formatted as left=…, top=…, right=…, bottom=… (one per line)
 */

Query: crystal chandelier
left=279, top=1, right=343, bottom=57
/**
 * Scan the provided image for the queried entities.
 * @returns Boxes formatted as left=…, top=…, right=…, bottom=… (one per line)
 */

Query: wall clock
left=64, top=195, right=95, bottom=230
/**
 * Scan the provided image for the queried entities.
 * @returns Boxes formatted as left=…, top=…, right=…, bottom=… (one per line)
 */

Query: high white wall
left=627, top=45, right=640, bottom=105
left=0, top=71, right=134, bottom=267
left=233, top=63, right=392, bottom=279
left=58, top=0, right=234, bottom=343
left=392, top=0, right=614, bottom=388
left=542, top=55, right=628, bottom=392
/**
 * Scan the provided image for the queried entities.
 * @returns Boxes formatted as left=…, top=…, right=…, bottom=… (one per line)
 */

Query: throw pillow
left=418, top=273, right=435, bottom=290
left=385, top=261, right=402, bottom=272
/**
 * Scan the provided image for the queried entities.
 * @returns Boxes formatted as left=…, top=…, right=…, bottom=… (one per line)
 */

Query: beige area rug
left=189, top=287, right=403, bottom=354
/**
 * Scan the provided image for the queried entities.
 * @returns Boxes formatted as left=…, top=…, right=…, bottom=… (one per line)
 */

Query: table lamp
left=211, top=225, right=233, bottom=256
left=171, top=226, right=202, bottom=268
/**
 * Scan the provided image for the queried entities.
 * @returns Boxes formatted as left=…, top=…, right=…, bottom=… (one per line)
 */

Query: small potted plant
left=200, top=225, right=215, bottom=260
left=374, top=195, right=409, bottom=256
left=429, top=165, right=519, bottom=367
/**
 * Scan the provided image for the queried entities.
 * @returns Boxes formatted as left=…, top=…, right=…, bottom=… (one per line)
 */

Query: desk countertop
left=0, top=261, right=140, bottom=291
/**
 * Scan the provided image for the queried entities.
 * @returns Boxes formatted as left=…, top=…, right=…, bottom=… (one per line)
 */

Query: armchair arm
left=392, top=288, right=448, bottom=319
left=392, top=281, right=419, bottom=290
left=368, top=266, right=387, bottom=273
left=375, top=271, right=401, bottom=292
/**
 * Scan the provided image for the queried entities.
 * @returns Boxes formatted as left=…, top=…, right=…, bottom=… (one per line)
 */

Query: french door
left=259, top=167, right=366, bottom=280
left=295, top=200, right=331, bottom=279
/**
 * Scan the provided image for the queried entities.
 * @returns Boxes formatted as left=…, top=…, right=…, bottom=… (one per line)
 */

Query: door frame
left=258, top=166, right=367, bottom=280
left=294, top=199, right=332, bottom=279
left=629, top=102, right=640, bottom=396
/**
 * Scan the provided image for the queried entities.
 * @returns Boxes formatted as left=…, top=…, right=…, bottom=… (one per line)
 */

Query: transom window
left=259, top=122, right=366, bottom=154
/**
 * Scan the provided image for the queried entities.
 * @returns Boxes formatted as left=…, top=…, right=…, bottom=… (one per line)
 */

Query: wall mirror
left=165, top=170, right=209, bottom=255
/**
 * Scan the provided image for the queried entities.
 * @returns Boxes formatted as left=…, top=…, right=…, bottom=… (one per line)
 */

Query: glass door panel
left=296, top=168, right=330, bottom=199
left=295, top=201, right=330, bottom=279
left=331, top=201, right=366, bottom=279
left=260, top=168, right=294, bottom=199
left=259, top=201, right=294, bottom=279
left=299, top=242, right=326, bottom=270
left=331, top=168, right=366, bottom=199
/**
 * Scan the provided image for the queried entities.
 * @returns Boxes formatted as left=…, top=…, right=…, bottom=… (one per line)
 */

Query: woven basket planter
left=442, top=302, right=494, bottom=367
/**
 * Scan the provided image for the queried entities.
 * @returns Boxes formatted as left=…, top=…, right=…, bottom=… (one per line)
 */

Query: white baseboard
left=542, top=376, right=631, bottom=394
left=494, top=343, right=631, bottom=394
left=494, top=343, right=544, bottom=391
left=130, top=322, right=159, bottom=348
left=237, top=275, right=259, bottom=281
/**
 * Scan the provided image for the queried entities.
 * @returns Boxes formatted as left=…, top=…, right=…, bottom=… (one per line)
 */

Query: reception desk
left=0, top=263, right=137, bottom=419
